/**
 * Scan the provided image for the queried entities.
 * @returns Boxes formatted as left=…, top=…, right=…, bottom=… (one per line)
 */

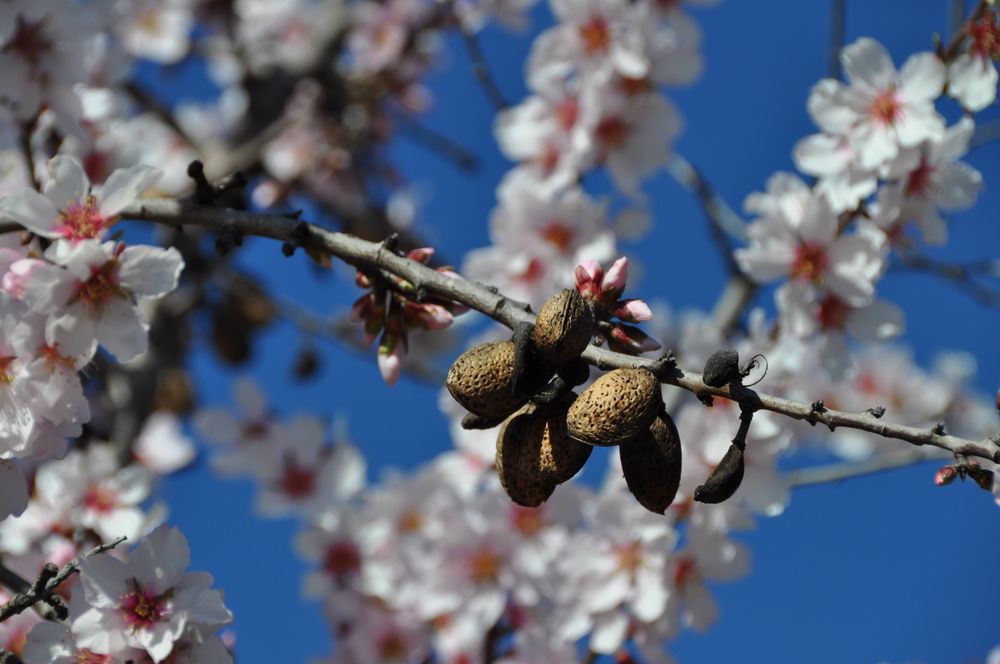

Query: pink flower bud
left=575, top=260, right=603, bottom=299
left=601, top=257, right=629, bottom=296
left=934, top=465, right=958, bottom=486
left=614, top=298, right=653, bottom=322
left=609, top=323, right=661, bottom=353
left=407, top=247, right=435, bottom=264
left=378, top=334, right=405, bottom=386
left=406, top=302, right=454, bottom=330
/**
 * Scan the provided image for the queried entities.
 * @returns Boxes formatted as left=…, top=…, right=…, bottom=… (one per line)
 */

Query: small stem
left=786, top=447, right=947, bottom=488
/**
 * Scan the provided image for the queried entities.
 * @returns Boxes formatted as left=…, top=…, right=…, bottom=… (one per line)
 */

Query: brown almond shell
left=447, top=341, right=527, bottom=419
left=566, top=368, right=663, bottom=446
left=621, top=412, right=683, bottom=514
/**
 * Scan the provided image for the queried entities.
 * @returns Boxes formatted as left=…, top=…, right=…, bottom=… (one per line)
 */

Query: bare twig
left=786, top=446, right=948, bottom=488
left=453, top=15, right=509, bottom=110
left=392, top=110, right=479, bottom=172
left=970, top=117, right=1000, bottom=150
left=0, top=649, right=24, bottom=664
left=0, top=536, right=127, bottom=623
left=892, top=253, right=1000, bottom=310
left=18, top=117, right=40, bottom=192
left=3, top=200, right=992, bottom=463
left=828, top=0, right=846, bottom=78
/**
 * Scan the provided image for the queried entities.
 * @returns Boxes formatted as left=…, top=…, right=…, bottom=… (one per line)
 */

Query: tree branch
left=0, top=536, right=127, bottom=623
left=785, top=446, right=949, bottom=488
left=2, top=200, right=997, bottom=463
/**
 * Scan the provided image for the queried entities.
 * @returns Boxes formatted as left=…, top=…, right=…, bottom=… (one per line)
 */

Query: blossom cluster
left=0, top=156, right=184, bottom=518
left=736, top=27, right=997, bottom=376
left=464, top=0, right=710, bottom=309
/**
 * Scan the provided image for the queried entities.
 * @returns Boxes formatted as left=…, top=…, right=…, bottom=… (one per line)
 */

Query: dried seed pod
left=621, top=412, right=683, bottom=514
left=532, top=289, right=595, bottom=367
left=536, top=395, right=593, bottom=484
left=495, top=406, right=557, bottom=507
left=447, top=341, right=527, bottom=419
left=566, top=368, right=663, bottom=446
left=702, top=349, right=741, bottom=388
left=693, top=444, right=745, bottom=504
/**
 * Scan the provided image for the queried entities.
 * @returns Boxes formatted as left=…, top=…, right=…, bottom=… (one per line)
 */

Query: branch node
left=867, top=405, right=886, bottom=419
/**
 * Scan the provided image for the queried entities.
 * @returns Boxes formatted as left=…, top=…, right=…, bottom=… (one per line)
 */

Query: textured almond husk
left=566, top=368, right=663, bottom=446
left=621, top=411, right=683, bottom=514
left=532, top=289, right=595, bottom=368
left=447, top=341, right=527, bottom=419
left=495, top=406, right=557, bottom=507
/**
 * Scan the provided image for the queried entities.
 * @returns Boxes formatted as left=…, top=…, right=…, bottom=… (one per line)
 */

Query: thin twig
left=970, top=117, right=1000, bottom=150
left=391, top=111, right=479, bottom=172
left=3, top=200, right=993, bottom=463
left=892, top=253, right=1000, bottom=310
left=454, top=15, right=509, bottom=110
left=786, top=446, right=948, bottom=488
left=18, top=117, right=40, bottom=192
left=0, top=536, right=127, bottom=623
left=828, top=0, right=846, bottom=78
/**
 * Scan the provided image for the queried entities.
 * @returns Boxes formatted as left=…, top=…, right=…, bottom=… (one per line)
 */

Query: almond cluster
left=446, top=289, right=683, bottom=514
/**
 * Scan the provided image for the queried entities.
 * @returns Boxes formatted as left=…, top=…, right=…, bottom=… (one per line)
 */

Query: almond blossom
left=22, top=239, right=184, bottom=362
left=0, top=155, right=160, bottom=246
left=810, top=37, right=946, bottom=171
left=947, top=10, right=1000, bottom=112
left=74, top=525, right=233, bottom=662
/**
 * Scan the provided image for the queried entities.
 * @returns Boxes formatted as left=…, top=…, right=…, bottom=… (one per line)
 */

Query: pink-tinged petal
left=235, top=377, right=267, bottom=421
left=947, top=53, right=998, bottom=112
left=632, top=567, right=668, bottom=621
left=806, top=79, right=856, bottom=133
left=118, top=246, right=184, bottom=297
left=378, top=335, right=404, bottom=386
left=3, top=258, right=45, bottom=297
left=44, top=155, right=89, bottom=210
left=0, top=189, right=60, bottom=237
left=98, top=164, right=161, bottom=217
left=609, top=323, right=661, bottom=353
left=897, top=52, right=946, bottom=102
left=614, top=298, right=652, bottom=322
left=841, top=38, right=896, bottom=92
left=406, top=302, right=454, bottom=330
left=0, top=460, right=28, bottom=519
left=406, top=247, right=434, bottom=264
left=589, top=610, right=629, bottom=654
left=846, top=300, right=904, bottom=341
left=96, top=298, right=149, bottom=361
left=133, top=525, right=191, bottom=590
left=933, top=161, right=982, bottom=210
left=576, top=259, right=602, bottom=285
left=793, top=133, right=853, bottom=177
left=79, top=553, right=130, bottom=609
left=601, top=257, right=628, bottom=295
left=22, top=264, right=73, bottom=313
left=45, top=311, right=98, bottom=358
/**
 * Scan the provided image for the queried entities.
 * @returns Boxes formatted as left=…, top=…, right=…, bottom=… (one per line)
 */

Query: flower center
left=542, top=221, right=574, bottom=252
left=56, top=196, right=114, bottom=242
left=70, top=259, right=125, bottom=311
left=514, top=257, right=544, bottom=283
left=510, top=505, right=544, bottom=536
left=467, top=547, right=501, bottom=584
left=76, top=650, right=113, bottom=664
left=618, top=76, right=650, bottom=96
left=673, top=555, right=697, bottom=586
left=398, top=509, right=423, bottom=533
left=5, top=18, right=52, bottom=66
left=579, top=15, right=610, bottom=54
left=83, top=485, right=118, bottom=513
left=378, top=632, right=408, bottom=660
left=555, top=98, right=579, bottom=131
left=121, top=579, right=170, bottom=629
left=969, top=14, right=1000, bottom=59
left=906, top=160, right=934, bottom=195
left=869, top=90, right=902, bottom=126
left=595, top=116, right=628, bottom=149
left=791, top=243, right=828, bottom=283
left=0, top=357, right=15, bottom=384
left=816, top=293, right=849, bottom=330
left=616, top=541, right=643, bottom=574
left=324, top=541, right=362, bottom=577
left=280, top=463, right=315, bottom=499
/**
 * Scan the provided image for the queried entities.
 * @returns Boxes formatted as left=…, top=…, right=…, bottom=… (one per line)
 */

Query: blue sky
left=148, top=1, right=1000, bottom=661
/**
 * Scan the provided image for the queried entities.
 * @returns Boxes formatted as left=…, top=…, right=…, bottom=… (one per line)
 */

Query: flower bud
left=934, top=465, right=958, bottom=486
